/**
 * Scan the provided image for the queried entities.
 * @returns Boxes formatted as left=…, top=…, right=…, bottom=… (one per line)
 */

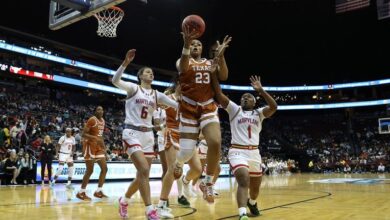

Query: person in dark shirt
left=5, top=150, right=19, bottom=184
left=40, top=135, right=55, bottom=185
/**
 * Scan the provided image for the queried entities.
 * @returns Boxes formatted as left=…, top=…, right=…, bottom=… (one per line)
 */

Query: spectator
left=18, top=152, right=35, bottom=184
left=4, top=150, right=19, bottom=184
left=378, top=163, right=385, bottom=173
left=40, top=135, right=55, bottom=185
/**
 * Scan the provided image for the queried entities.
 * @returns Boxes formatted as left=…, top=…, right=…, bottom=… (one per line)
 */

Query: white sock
left=204, top=175, right=214, bottom=184
left=158, top=200, right=167, bottom=208
left=96, top=187, right=102, bottom=192
left=249, top=199, right=257, bottom=205
left=145, top=205, right=154, bottom=213
left=239, top=207, right=247, bottom=216
left=79, top=189, right=86, bottom=193
left=67, top=180, right=71, bottom=185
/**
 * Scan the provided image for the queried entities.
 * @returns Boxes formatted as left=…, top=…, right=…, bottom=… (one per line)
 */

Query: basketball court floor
left=1, top=173, right=389, bottom=219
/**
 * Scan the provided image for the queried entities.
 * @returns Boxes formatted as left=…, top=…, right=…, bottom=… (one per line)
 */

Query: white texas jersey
left=226, top=101, right=266, bottom=146
left=125, top=86, right=157, bottom=128
left=153, top=107, right=166, bottom=136
left=58, top=135, right=76, bottom=154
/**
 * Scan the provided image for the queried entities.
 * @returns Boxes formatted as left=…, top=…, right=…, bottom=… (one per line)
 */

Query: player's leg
left=157, top=145, right=177, bottom=218
left=211, top=161, right=221, bottom=196
left=192, top=158, right=206, bottom=187
left=77, top=159, right=94, bottom=200
left=229, top=149, right=250, bottom=219
left=175, top=103, right=199, bottom=174
left=247, top=159, right=262, bottom=216
left=235, top=168, right=250, bottom=220
left=199, top=120, right=221, bottom=203
left=66, top=160, right=74, bottom=189
left=180, top=150, right=202, bottom=199
left=93, top=146, right=108, bottom=198
left=125, top=156, right=153, bottom=199
left=159, top=150, right=167, bottom=179
left=52, top=154, right=65, bottom=185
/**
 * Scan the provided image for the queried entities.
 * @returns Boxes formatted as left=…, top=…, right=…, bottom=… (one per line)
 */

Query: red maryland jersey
left=165, top=94, right=180, bottom=129
left=179, top=58, right=215, bottom=103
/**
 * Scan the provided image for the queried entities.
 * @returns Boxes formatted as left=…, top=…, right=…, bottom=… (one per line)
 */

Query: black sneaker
left=178, top=195, right=190, bottom=207
left=247, top=199, right=260, bottom=216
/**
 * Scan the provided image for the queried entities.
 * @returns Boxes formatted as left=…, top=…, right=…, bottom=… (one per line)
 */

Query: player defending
left=176, top=24, right=231, bottom=203
left=153, top=107, right=168, bottom=179
left=51, top=128, right=76, bottom=189
left=76, top=106, right=108, bottom=200
left=112, top=49, right=178, bottom=220
left=211, top=69, right=277, bottom=219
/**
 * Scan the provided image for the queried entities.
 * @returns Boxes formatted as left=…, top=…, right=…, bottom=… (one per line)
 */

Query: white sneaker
left=157, top=206, right=174, bottom=219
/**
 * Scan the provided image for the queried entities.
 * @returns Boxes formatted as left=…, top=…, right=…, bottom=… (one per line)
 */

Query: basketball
left=181, top=15, right=205, bottom=38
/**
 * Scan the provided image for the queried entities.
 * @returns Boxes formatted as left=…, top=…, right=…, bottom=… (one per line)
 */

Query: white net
left=94, top=6, right=124, bottom=38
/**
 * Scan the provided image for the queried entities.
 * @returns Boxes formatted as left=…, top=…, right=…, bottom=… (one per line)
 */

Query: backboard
left=378, top=118, right=390, bottom=134
left=49, top=0, right=126, bottom=30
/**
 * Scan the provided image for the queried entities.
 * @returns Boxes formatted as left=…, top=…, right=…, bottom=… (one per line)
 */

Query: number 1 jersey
left=226, top=101, right=266, bottom=146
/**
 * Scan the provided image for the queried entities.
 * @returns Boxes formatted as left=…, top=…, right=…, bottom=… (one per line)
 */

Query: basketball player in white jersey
left=153, top=107, right=168, bottom=179
left=211, top=70, right=277, bottom=220
left=51, top=128, right=76, bottom=189
left=112, top=49, right=178, bottom=220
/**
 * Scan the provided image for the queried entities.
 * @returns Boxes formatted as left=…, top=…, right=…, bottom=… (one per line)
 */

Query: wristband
left=182, top=48, right=190, bottom=56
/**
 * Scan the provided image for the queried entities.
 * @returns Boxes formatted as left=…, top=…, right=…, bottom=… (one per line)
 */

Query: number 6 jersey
left=226, top=101, right=266, bottom=146
left=125, top=85, right=157, bottom=128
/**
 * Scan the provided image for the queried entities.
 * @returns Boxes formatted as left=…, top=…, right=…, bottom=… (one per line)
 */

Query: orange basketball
left=182, top=15, right=205, bottom=38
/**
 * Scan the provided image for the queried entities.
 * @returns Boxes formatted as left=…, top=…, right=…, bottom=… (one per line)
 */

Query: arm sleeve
left=225, top=101, right=240, bottom=120
left=112, top=65, right=138, bottom=94
left=157, top=92, right=178, bottom=109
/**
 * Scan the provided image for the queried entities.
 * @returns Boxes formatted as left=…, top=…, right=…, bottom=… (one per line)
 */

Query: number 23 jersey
left=179, top=58, right=215, bottom=103
left=226, top=101, right=266, bottom=146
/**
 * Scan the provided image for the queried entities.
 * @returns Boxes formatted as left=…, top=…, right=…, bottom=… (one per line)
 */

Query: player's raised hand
left=250, top=75, right=263, bottom=92
left=215, top=35, right=232, bottom=57
left=210, top=57, right=220, bottom=73
left=122, top=49, right=136, bottom=66
left=181, top=25, right=199, bottom=46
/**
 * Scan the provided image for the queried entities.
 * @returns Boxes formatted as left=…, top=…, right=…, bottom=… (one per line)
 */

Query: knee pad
left=176, top=139, right=197, bottom=163
left=68, top=166, right=74, bottom=178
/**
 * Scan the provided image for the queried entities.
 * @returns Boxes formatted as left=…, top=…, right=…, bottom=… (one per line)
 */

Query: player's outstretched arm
left=250, top=75, right=278, bottom=118
left=177, top=25, right=198, bottom=74
left=112, top=49, right=137, bottom=94
left=157, top=92, right=178, bottom=110
left=215, top=35, right=232, bottom=81
left=210, top=59, right=229, bottom=108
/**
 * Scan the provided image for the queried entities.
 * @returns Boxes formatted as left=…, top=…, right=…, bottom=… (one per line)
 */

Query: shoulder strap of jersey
left=230, top=107, right=242, bottom=122
left=126, top=86, right=139, bottom=100
left=254, top=109, right=263, bottom=120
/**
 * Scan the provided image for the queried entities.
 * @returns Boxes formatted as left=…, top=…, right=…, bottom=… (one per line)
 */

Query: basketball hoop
left=94, top=6, right=124, bottom=38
